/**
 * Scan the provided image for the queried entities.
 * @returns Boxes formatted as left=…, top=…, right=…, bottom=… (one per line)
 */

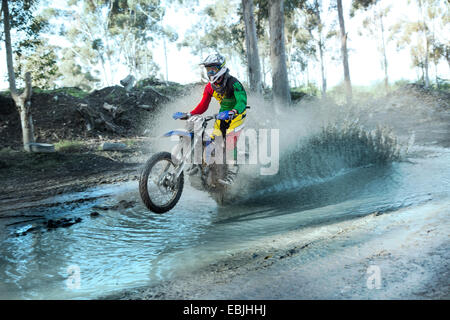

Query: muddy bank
left=0, top=139, right=151, bottom=213
left=105, top=199, right=449, bottom=300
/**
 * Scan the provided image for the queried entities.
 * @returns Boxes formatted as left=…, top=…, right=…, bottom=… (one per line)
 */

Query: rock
left=29, top=143, right=55, bottom=153
left=44, top=217, right=82, bottom=230
left=90, top=211, right=100, bottom=217
left=46, top=219, right=57, bottom=229
left=137, top=104, right=153, bottom=111
left=120, top=75, right=136, bottom=91
left=112, top=200, right=136, bottom=209
left=103, top=102, right=118, bottom=113
left=61, top=222, right=75, bottom=228
left=102, top=142, right=127, bottom=151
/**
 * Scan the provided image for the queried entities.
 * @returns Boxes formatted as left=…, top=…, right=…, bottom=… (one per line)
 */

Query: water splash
left=142, top=88, right=405, bottom=203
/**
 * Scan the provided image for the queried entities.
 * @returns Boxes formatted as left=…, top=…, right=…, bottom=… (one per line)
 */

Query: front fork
left=173, top=132, right=202, bottom=179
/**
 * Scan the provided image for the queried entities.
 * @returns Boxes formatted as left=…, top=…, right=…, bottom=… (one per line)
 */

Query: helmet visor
left=206, top=66, right=220, bottom=79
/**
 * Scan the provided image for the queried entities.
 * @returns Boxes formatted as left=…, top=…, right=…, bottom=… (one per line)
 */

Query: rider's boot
left=218, top=163, right=239, bottom=186
left=186, top=164, right=201, bottom=176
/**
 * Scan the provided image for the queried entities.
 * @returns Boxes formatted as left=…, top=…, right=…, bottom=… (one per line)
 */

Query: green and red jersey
left=190, top=76, right=247, bottom=115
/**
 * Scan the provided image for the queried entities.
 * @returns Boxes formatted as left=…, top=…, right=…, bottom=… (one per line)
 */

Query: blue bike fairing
left=163, top=130, right=194, bottom=138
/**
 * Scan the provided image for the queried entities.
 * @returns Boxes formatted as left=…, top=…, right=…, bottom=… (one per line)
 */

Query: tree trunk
left=18, top=74, right=35, bottom=151
left=242, top=0, right=262, bottom=93
left=269, top=0, right=291, bottom=108
left=379, top=12, right=389, bottom=93
left=163, top=34, right=168, bottom=82
left=2, top=0, right=35, bottom=151
left=314, top=0, right=327, bottom=98
left=424, top=37, right=430, bottom=88
left=262, top=47, right=266, bottom=88
left=318, top=39, right=327, bottom=98
left=434, top=60, right=439, bottom=88
left=337, top=0, right=352, bottom=104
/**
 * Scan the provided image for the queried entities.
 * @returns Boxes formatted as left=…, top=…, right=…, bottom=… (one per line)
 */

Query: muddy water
left=0, top=144, right=449, bottom=299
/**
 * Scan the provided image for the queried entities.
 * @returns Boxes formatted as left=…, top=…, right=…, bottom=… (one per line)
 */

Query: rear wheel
left=139, top=152, right=184, bottom=213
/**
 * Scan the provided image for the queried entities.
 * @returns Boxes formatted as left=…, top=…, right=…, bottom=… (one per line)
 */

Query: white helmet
left=200, top=53, right=228, bottom=83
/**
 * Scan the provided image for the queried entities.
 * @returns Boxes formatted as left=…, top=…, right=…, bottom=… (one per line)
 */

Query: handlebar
left=204, top=114, right=218, bottom=122
left=177, top=106, right=250, bottom=121
left=177, top=114, right=217, bottom=121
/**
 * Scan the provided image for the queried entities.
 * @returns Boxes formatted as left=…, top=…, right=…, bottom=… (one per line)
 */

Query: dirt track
left=0, top=141, right=148, bottom=214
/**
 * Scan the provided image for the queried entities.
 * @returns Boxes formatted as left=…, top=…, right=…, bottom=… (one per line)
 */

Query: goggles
left=206, top=66, right=220, bottom=78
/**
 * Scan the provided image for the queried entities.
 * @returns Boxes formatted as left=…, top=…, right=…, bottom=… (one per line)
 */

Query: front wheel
left=139, top=152, right=184, bottom=213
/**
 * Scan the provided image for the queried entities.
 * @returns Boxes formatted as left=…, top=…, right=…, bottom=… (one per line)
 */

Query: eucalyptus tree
left=352, top=0, right=392, bottom=92
left=242, top=0, right=262, bottom=93
left=305, top=0, right=329, bottom=97
left=15, top=38, right=61, bottom=90
left=268, top=0, right=291, bottom=106
left=178, top=0, right=246, bottom=81
left=107, top=0, right=166, bottom=80
left=1, top=0, right=45, bottom=151
left=390, top=0, right=449, bottom=87
left=336, top=0, right=352, bottom=104
left=57, top=0, right=165, bottom=86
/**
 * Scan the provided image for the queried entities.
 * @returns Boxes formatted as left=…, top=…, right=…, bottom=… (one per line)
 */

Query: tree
left=55, top=0, right=165, bottom=87
left=1, top=0, right=40, bottom=151
left=352, top=0, right=392, bottom=92
left=108, top=0, right=165, bottom=80
left=336, top=0, right=352, bottom=104
left=178, top=0, right=246, bottom=81
left=311, top=0, right=328, bottom=97
left=183, top=1, right=245, bottom=57
left=58, top=47, right=101, bottom=91
left=289, top=0, right=329, bottom=96
left=15, top=39, right=61, bottom=89
left=284, top=10, right=315, bottom=88
left=269, top=0, right=291, bottom=107
left=57, top=3, right=116, bottom=87
left=390, top=0, right=449, bottom=87
left=242, top=0, right=262, bottom=93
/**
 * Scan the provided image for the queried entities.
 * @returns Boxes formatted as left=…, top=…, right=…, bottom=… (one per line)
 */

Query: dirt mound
left=0, top=80, right=196, bottom=149
left=390, top=83, right=450, bottom=110
left=0, top=94, right=15, bottom=115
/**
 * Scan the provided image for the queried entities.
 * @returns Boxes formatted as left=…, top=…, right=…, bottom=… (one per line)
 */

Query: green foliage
left=52, top=0, right=166, bottom=86
left=58, top=48, right=101, bottom=91
left=15, top=39, right=61, bottom=89
left=32, top=87, right=89, bottom=99
left=390, top=0, right=449, bottom=85
left=179, top=0, right=245, bottom=64
left=2, top=0, right=50, bottom=60
left=54, top=140, right=86, bottom=153
left=350, top=0, right=379, bottom=17
left=291, top=83, right=319, bottom=98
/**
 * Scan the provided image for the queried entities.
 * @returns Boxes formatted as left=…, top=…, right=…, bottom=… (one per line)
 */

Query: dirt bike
left=139, top=109, right=248, bottom=213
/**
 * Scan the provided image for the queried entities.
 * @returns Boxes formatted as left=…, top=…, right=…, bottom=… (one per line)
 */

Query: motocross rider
left=173, top=53, right=247, bottom=186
